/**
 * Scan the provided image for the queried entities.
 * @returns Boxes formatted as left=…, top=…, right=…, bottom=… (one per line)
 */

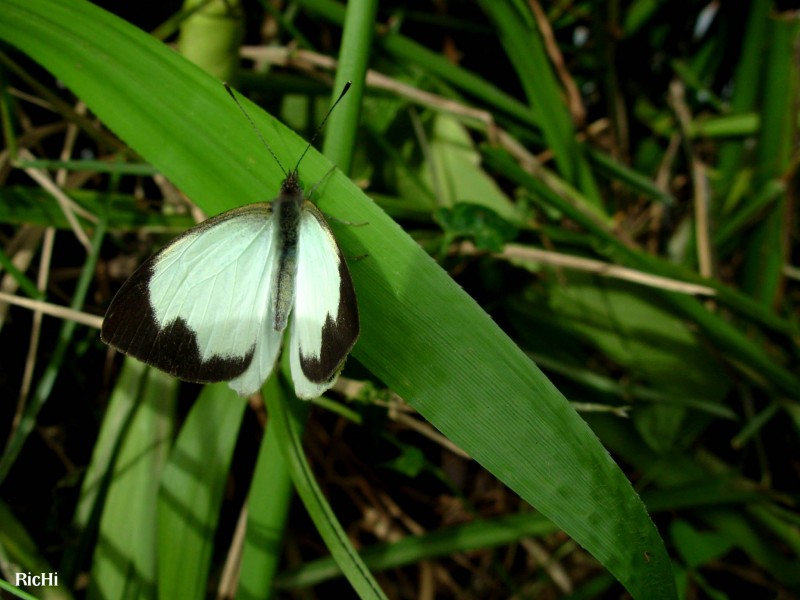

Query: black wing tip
left=104, top=312, right=257, bottom=384
left=102, top=266, right=256, bottom=383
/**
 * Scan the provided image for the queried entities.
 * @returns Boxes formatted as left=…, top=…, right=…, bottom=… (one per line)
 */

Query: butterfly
left=101, top=83, right=359, bottom=399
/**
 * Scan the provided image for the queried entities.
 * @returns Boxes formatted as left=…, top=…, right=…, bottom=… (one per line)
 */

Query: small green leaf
left=435, top=202, right=519, bottom=253
left=671, top=520, right=735, bottom=569
left=381, top=444, right=426, bottom=478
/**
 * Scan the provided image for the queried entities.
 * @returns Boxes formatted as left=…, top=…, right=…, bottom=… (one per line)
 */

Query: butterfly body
left=272, top=172, right=302, bottom=329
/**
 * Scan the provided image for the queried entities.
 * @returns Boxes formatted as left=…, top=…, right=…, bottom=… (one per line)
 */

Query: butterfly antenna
left=224, top=82, right=288, bottom=177
left=293, top=81, right=352, bottom=172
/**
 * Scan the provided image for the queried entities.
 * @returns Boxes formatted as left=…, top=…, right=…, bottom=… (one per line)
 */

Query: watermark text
left=16, top=572, right=58, bottom=587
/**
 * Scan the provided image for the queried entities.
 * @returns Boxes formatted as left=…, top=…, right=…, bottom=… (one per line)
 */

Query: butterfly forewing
left=101, top=203, right=282, bottom=384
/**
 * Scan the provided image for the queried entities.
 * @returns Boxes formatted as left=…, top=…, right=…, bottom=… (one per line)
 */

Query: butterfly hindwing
left=101, top=203, right=283, bottom=386
left=290, top=201, right=360, bottom=399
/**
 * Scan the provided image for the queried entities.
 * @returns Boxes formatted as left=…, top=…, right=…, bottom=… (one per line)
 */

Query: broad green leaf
left=177, top=0, right=244, bottom=82
left=87, top=367, right=178, bottom=600
left=236, top=376, right=295, bottom=600
left=157, top=384, right=247, bottom=599
left=423, top=114, right=521, bottom=223
left=74, top=360, right=150, bottom=530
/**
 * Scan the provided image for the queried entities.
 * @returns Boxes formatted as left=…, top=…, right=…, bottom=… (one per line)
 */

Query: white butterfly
left=101, top=84, right=359, bottom=399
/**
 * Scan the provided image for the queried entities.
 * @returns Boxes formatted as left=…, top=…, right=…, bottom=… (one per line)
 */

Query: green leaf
left=87, top=367, right=178, bottom=600
left=236, top=376, right=296, bottom=599
left=157, top=384, right=247, bottom=599
left=670, top=520, right=734, bottom=569
left=435, top=203, right=519, bottom=253
left=177, top=0, right=244, bottom=82
left=424, top=114, right=522, bottom=224
left=380, top=444, right=426, bottom=477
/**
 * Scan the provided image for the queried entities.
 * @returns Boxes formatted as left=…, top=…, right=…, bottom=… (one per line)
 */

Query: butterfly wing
left=289, top=202, right=359, bottom=399
left=102, top=203, right=284, bottom=393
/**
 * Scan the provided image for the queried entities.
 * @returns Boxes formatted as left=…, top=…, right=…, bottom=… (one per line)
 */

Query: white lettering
left=14, top=572, right=58, bottom=587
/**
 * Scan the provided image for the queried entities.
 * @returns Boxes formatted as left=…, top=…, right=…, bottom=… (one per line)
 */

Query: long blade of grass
left=274, top=511, right=558, bottom=589
left=476, top=0, right=603, bottom=206
left=320, top=0, right=377, bottom=173
left=738, top=14, right=799, bottom=303
left=265, top=381, right=387, bottom=599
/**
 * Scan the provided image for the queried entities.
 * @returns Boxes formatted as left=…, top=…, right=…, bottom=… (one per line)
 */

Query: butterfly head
left=281, top=169, right=303, bottom=195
